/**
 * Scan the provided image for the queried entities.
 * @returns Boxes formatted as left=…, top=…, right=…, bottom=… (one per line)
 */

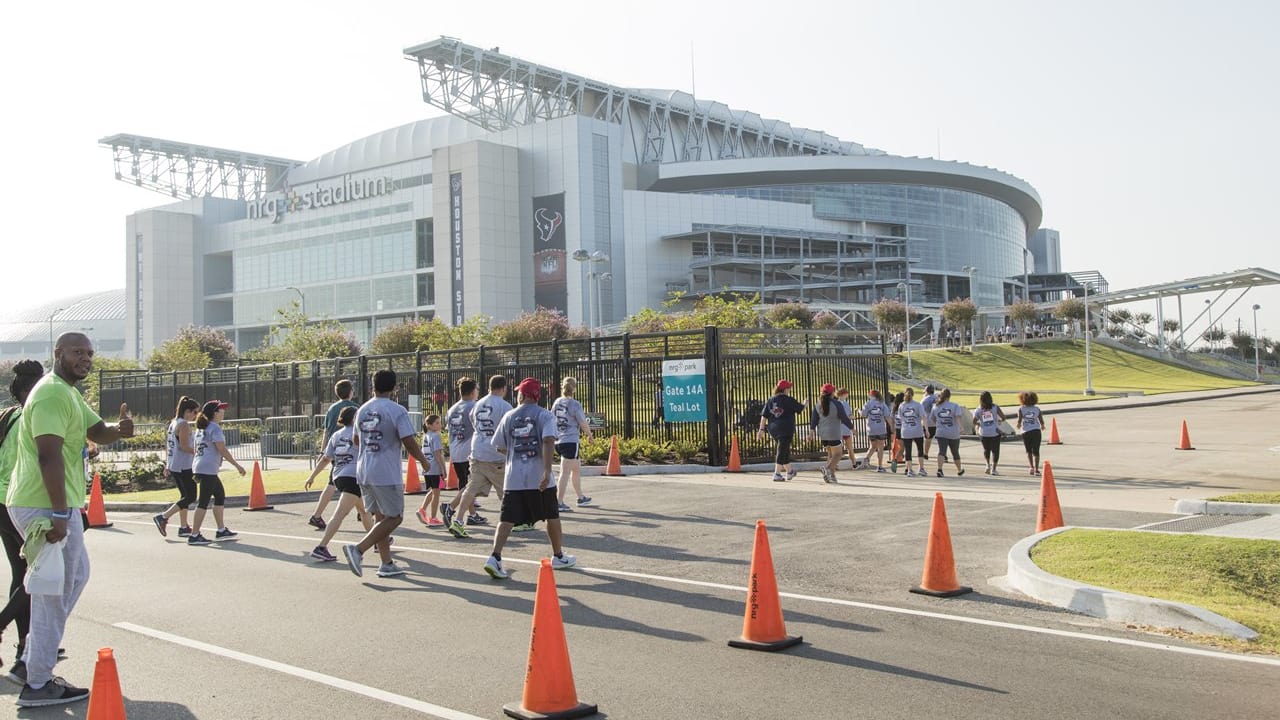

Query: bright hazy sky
left=5, top=0, right=1277, bottom=339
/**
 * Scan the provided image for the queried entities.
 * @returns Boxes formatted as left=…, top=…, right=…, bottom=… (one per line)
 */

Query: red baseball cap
left=516, top=377, right=542, bottom=400
left=201, top=400, right=228, bottom=416
left=821, top=383, right=836, bottom=394
left=775, top=379, right=793, bottom=391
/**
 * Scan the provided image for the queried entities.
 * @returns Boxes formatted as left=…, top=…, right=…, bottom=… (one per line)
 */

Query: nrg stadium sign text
left=247, top=175, right=394, bottom=223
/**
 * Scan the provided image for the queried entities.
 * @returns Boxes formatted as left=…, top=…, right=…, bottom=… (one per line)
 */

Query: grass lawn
left=1032, top=529, right=1280, bottom=654
left=1208, top=492, right=1280, bottom=504
left=107, top=469, right=316, bottom=502
left=888, top=341, right=1255, bottom=398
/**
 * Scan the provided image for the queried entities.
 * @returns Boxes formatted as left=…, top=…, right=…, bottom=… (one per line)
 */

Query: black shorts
left=452, top=461, right=470, bottom=490
left=500, top=488, right=560, bottom=526
left=869, top=434, right=888, bottom=442
left=925, top=426, right=938, bottom=438
left=423, top=474, right=441, bottom=489
left=821, top=440, right=843, bottom=447
left=555, top=442, right=579, bottom=460
left=334, top=476, right=361, bottom=496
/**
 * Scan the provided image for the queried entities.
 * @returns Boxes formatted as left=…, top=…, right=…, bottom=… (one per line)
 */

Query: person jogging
left=896, top=387, right=926, bottom=477
left=482, top=378, right=576, bottom=580
left=414, top=414, right=446, bottom=526
left=929, top=388, right=965, bottom=477
left=811, top=383, right=853, bottom=483
left=552, top=377, right=594, bottom=510
left=188, top=400, right=246, bottom=546
left=758, top=380, right=805, bottom=482
left=447, top=375, right=511, bottom=538
left=855, top=389, right=893, bottom=472
left=439, top=378, right=480, bottom=528
left=0, top=360, right=43, bottom=683
left=1016, top=391, right=1045, bottom=476
left=305, top=406, right=374, bottom=561
left=920, top=384, right=938, bottom=462
left=152, top=396, right=200, bottom=537
left=308, top=379, right=359, bottom=531
left=973, top=391, right=1007, bottom=475
left=342, top=369, right=433, bottom=579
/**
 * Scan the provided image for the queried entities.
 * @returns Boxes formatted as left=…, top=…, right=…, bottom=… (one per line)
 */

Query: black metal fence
left=100, top=328, right=887, bottom=465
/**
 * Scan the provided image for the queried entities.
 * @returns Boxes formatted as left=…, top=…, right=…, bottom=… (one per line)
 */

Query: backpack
left=0, top=406, right=19, bottom=449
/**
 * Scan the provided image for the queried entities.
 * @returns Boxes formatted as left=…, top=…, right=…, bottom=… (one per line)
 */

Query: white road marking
left=114, top=622, right=488, bottom=720
left=113, top=519, right=1280, bottom=668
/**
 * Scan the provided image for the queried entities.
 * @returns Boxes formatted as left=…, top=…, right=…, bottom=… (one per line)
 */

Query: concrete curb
left=1042, top=385, right=1280, bottom=415
left=106, top=490, right=319, bottom=514
left=1005, top=526, right=1259, bottom=641
left=1172, top=499, right=1280, bottom=516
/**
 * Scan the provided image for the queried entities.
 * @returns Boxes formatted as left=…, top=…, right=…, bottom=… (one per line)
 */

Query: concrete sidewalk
left=1039, top=383, right=1280, bottom=413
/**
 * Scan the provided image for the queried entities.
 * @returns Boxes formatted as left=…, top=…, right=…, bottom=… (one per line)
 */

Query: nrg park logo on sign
left=246, top=174, right=395, bottom=224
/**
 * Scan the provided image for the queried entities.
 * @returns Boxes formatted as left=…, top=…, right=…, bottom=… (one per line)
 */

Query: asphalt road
left=4, top=393, right=1278, bottom=719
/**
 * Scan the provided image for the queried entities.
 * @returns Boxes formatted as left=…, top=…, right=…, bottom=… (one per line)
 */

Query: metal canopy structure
left=100, top=133, right=302, bottom=201
left=403, top=37, right=882, bottom=166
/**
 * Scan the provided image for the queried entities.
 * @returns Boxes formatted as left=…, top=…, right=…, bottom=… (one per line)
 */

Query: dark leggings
left=173, top=469, right=197, bottom=509
left=901, top=436, right=924, bottom=462
left=196, top=473, right=226, bottom=509
left=1022, top=429, right=1042, bottom=458
left=981, top=436, right=1002, bottom=464
left=774, top=434, right=794, bottom=465
left=0, top=504, right=31, bottom=656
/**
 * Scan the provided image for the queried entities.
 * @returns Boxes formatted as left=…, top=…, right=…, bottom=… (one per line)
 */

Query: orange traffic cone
left=243, top=461, right=274, bottom=511
left=502, top=558, right=598, bottom=720
left=404, top=455, right=425, bottom=495
left=604, top=435, right=623, bottom=476
left=1175, top=420, right=1195, bottom=450
left=444, top=461, right=459, bottom=490
left=1048, top=418, right=1062, bottom=445
left=85, top=647, right=126, bottom=720
left=1036, top=461, right=1065, bottom=532
left=86, top=473, right=112, bottom=528
left=729, top=520, right=803, bottom=651
left=910, top=493, right=972, bottom=597
left=726, top=436, right=742, bottom=473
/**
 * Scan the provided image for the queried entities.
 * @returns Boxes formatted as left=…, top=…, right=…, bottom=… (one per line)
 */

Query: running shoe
left=6, top=660, right=25, bottom=685
left=215, top=528, right=238, bottom=540
left=958, top=468, right=966, bottom=476
left=512, top=523, right=536, bottom=532
left=447, top=521, right=469, bottom=538
left=342, top=544, right=363, bottom=577
left=426, top=517, right=444, bottom=527
left=177, top=526, right=192, bottom=537
left=1030, top=467, right=1036, bottom=476
left=991, top=469, right=1000, bottom=476
left=416, top=507, right=430, bottom=526
left=467, top=513, right=488, bottom=526
left=376, top=562, right=406, bottom=578
left=484, top=555, right=510, bottom=579
left=551, top=554, right=577, bottom=570
left=152, top=514, right=168, bottom=537
left=308, top=515, right=327, bottom=530
left=1034, top=468, right=1041, bottom=476
left=441, top=504, right=455, bottom=526
left=577, top=496, right=593, bottom=506
left=310, top=546, right=337, bottom=562
left=936, top=469, right=944, bottom=478
left=772, top=473, right=786, bottom=482
left=904, top=469, right=915, bottom=477
left=984, top=466, right=991, bottom=475
left=786, top=469, right=797, bottom=481
left=15, top=676, right=89, bottom=708
left=876, top=466, right=887, bottom=474
left=558, top=502, right=572, bottom=512
left=187, top=533, right=212, bottom=546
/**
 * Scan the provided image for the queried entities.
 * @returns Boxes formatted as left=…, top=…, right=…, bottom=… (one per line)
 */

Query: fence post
left=311, top=360, right=320, bottom=417
left=551, top=338, right=560, bottom=391
left=704, top=325, right=723, bottom=466
left=202, top=368, right=209, bottom=408
left=477, top=345, right=486, bottom=389
left=171, top=371, right=178, bottom=415
left=621, top=334, right=633, bottom=438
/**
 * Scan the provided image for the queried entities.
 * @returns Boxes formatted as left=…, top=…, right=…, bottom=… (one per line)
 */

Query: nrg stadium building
left=104, top=37, right=1049, bottom=359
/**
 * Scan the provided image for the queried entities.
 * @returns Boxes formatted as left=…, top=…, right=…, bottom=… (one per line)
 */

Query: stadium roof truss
left=403, top=37, right=880, bottom=166
left=99, top=133, right=302, bottom=201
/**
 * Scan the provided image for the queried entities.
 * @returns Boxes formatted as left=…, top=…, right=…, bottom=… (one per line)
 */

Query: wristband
left=51, top=509, right=73, bottom=520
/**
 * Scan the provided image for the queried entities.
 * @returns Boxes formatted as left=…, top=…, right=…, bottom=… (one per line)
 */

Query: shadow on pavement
left=790, top=645, right=1009, bottom=694
left=15, top=699, right=199, bottom=719
left=571, top=532, right=748, bottom=567
left=577, top=507, right=784, bottom=532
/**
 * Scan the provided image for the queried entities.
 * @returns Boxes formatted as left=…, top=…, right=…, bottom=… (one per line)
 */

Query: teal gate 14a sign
left=662, top=358, right=707, bottom=422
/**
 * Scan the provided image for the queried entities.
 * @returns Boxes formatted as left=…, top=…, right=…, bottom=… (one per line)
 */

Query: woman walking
left=0, top=360, right=44, bottom=677
left=153, top=396, right=200, bottom=537
left=553, top=377, right=594, bottom=511
left=305, top=406, right=374, bottom=561
left=896, top=387, right=926, bottom=477
left=929, top=388, right=966, bottom=477
left=1016, top=391, right=1045, bottom=476
left=973, top=391, right=1007, bottom=475
left=758, top=380, right=806, bottom=482
left=856, top=389, right=893, bottom=472
left=188, top=400, right=246, bottom=546
left=811, top=383, right=854, bottom=483
left=836, top=388, right=855, bottom=469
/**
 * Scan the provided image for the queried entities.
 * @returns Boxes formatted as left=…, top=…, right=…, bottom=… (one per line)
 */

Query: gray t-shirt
left=470, top=393, right=513, bottom=462
left=355, top=397, right=415, bottom=486
left=896, top=401, right=925, bottom=439
left=323, top=425, right=357, bottom=479
left=166, top=418, right=194, bottom=472
left=975, top=405, right=1003, bottom=437
left=491, top=403, right=558, bottom=492
left=1018, top=405, right=1042, bottom=432
left=551, top=396, right=588, bottom=444
left=862, top=399, right=892, bottom=436
left=422, top=430, right=445, bottom=476
left=192, top=422, right=226, bottom=476
left=921, top=393, right=938, bottom=427
left=445, top=399, right=476, bottom=462
left=930, top=401, right=964, bottom=440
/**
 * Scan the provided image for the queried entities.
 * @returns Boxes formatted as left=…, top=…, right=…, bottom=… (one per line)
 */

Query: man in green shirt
left=7, top=333, right=133, bottom=708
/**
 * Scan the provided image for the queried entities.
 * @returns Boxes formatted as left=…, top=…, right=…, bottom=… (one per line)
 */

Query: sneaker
left=936, top=469, right=944, bottom=478
left=1034, top=468, right=1041, bottom=476
left=342, top=544, right=363, bottom=577
left=447, top=521, right=469, bottom=538
left=16, top=676, right=89, bottom=707
left=467, top=513, right=488, bottom=526
left=984, top=466, right=991, bottom=475
left=1030, top=467, right=1037, bottom=476
left=576, top=496, right=592, bottom=506
left=152, top=514, right=168, bottom=537
left=376, top=562, right=406, bottom=578
left=215, top=528, right=238, bottom=540
left=426, top=518, right=444, bottom=527
left=557, top=502, right=572, bottom=512
left=786, top=469, right=797, bottom=481
left=990, top=469, right=1000, bottom=476
left=876, top=466, right=887, bottom=474
left=416, top=507, right=430, bottom=526
left=957, top=468, right=966, bottom=476
left=177, top=526, right=192, bottom=537
left=551, top=554, right=577, bottom=570
left=904, top=469, right=915, bottom=477
left=6, top=659, right=25, bottom=685
left=187, top=533, right=212, bottom=546
left=484, top=555, right=510, bottom=579
left=772, top=473, right=786, bottom=482
left=308, top=515, right=327, bottom=530
left=512, top=523, right=536, bottom=533
left=310, top=546, right=337, bottom=562
left=441, top=503, right=455, bottom=527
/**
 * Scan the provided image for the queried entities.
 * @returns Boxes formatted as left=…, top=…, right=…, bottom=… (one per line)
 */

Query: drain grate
left=1136, top=514, right=1264, bottom=533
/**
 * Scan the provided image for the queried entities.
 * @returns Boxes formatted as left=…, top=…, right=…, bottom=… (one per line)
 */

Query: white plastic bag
left=25, top=540, right=65, bottom=595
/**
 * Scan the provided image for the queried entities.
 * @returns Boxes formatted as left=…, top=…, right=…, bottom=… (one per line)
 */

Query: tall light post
left=1083, top=282, right=1095, bottom=395
left=571, top=249, right=591, bottom=327
left=47, top=307, right=66, bottom=366
left=585, top=251, right=609, bottom=328
left=961, top=265, right=977, bottom=350
left=285, top=286, right=306, bottom=318
left=897, top=281, right=912, bottom=376
left=1022, top=247, right=1031, bottom=302
left=596, top=272, right=612, bottom=330
left=1253, top=304, right=1262, bottom=381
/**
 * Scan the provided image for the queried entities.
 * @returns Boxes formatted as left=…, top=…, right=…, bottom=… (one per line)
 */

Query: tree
left=250, top=302, right=363, bottom=362
left=81, top=357, right=142, bottom=415
left=1007, top=300, right=1039, bottom=346
left=870, top=299, right=916, bottom=333
left=491, top=307, right=589, bottom=345
left=1109, top=308, right=1133, bottom=325
left=623, top=292, right=763, bottom=333
left=812, top=310, right=840, bottom=330
left=368, top=315, right=498, bottom=355
left=764, top=302, right=814, bottom=329
left=1229, top=331, right=1255, bottom=360
left=1201, top=326, right=1226, bottom=351
left=1134, top=312, right=1154, bottom=331
left=368, top=318, right=429, bottom=355
left=1107, top=324, right=1126, bottom=338
left=1054, top=297, right=1086, bottom=322
left=1161, top=319, right=1180, bottom=337
left=941, top=298, right=978, bottom=349
left=147, top=325, right=236, bottom=372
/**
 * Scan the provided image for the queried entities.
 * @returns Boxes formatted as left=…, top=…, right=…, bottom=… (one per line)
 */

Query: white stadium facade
left=104, top=37, right=1053, bottom=359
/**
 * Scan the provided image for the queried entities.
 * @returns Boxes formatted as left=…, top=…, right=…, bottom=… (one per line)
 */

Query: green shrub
left=95, top=453, right=167, bottom=492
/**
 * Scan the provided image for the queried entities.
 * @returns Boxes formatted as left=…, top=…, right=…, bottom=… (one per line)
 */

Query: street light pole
left=285, top=286, right=306, bottom=318
left=1022, top=247, right=1030, bottom=303
left=571, top=249, right=591, bottom=328
left=47, top=307, right=65, bottom=366
left=1084, top=282, right=1095, bottom=395
left=961, top=265, right=977, bottom=350
left=898, top=281, right=912, bottom=376
left=1253, top=304, right=1262, bottom=381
